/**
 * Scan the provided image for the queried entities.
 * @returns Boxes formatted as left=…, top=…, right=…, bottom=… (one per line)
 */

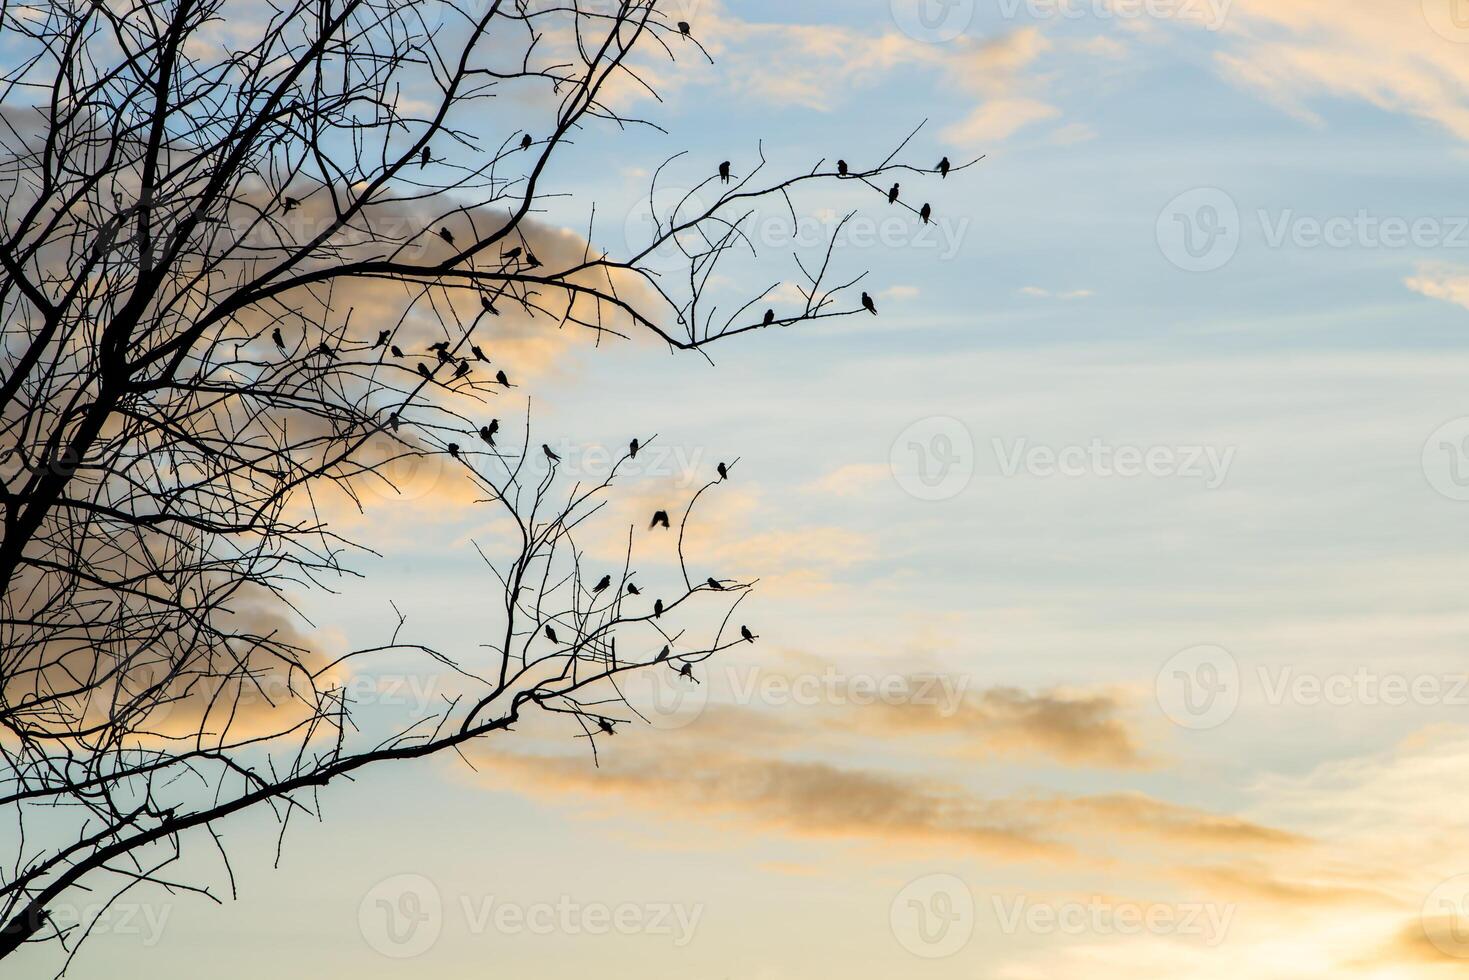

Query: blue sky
left=20, top=0, right=1469, bottom=977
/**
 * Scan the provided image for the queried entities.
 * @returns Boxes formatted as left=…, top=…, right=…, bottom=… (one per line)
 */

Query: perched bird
left=763, top=309, right=775, bottom=326
left=521, top=134, right=533, bottom=150
left=862, top=291, right=877, bottom=315
left=706, top=577, right=724, bottom=591
left=920, top=203, right=932, bottom=224
left=597, top=718, right=615, bottom=735
left=480, top=295, right=499, bottom=315
left=436, top=347, right=452, bottom=364
left=677, top=20, right=691, bottom=35
left=545, top=625, right=559, bottom=644
left=629, top=438, right=639, bottom=459
left=453, top=360, right=470, bottom=378
left=283, top=196, right=300, bottom=211
left=316, top=342, right=337, bottom=359
left=374, top=330, right=390, bottom=348
left=471, top=345, right=487, bottom=362
left=939, top=155, right=951, bottom=178
left=388, top=413, right=400, bottom=431
left=496, top=369, right=510, bottom=387
left=419, top=146, right=431, bottom=168
left=447, top=442, right=460, bottom=458
left=390, top=345, right=404, bottom=358
left=654, top=599, right=665, bottom=618
left=593, top=575, right=611, bottom=594
left=627, top=583, right=641, bottom=596
left=479, top=424, right=496, bottom=446
left=503, top=246, right=522, bottom=262
left=524, top=249, right=541, bottom=268
left=650, top=510, right=670, bottom=529
left=429, top=341, right=449, bottom=351
left=837, top=159, right=849, bottom=177
left=417, top=362, right=432, bottom=379
left=719, top=161, right=732, bottom=183
left=888, top=182, right=900, bottom=204
left=542, top=444, right=560, bottom=462
left=717, top=462, right=729, bottom=481
left=656, top=645, right=670, bottom=661
left=438, top=227, right=455, bottom=246
left=741, top=625, right=755, bottom=643
left=271, top=327, right=285, bottom=352
left=679, top=662, right=697, bottom=682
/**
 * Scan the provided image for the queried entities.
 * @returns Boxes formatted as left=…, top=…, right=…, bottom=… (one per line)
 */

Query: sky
left=19, top=0, right=1469, bottom=977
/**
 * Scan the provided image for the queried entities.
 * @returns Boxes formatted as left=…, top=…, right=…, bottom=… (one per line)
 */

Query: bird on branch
left=862, top=291, right=877, bottom=315
left=650, top=510, right=670, bottom=529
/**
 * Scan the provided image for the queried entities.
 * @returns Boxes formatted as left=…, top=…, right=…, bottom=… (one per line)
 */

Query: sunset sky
left=28, top=0, right=1469, bottom=977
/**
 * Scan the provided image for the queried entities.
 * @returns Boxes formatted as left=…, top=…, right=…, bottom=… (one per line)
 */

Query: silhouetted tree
left=0, top=0, right=966, bottom=967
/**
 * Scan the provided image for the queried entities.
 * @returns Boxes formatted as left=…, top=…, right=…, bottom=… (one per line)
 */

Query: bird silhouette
left=542, top=444, right=560, bottom=462
left=429, top=341, right=449, bottom=352
left=717, top=462, right=728, bottom=481
left=447, top=442, right=460, bottom=458
left=939, top=156, right=951, bottom=178
left=521, top=134, right=533, bottom=150
left=677, top=20, right=691, bottom=35
left=888, top=182, right=900, bottom=204
left=438, top=227, right=455, bottom=246
left=545, top=625, right=559, bottom=644
left=391, top=345, right=404, bottom=358
left=503, top=246, right=522, bottom=262
left=479, top=424, right=496, bottom=446
left=627, top=583, right=641, bottom=596
left=629, top=438, right=639, bottom=458
left=436, top=348, right=452, bottom=365
left=597, top=718, right=615, bottom=735
left=719, top=161, right=731, bottom=183
left=496, top=369, right=510, bottom=386
left=417, top=363, right=432, bottom=378
left=741, top=625, right=755, bottom=643
left=706, top=577, right=724, bottom=591
left=763, top=309, right=775, bottom=326
left=525, top=249, right=540, bottom=267
left=453, top=360, right=470, bottom=378
left=271, top=327, right=285, bottom=352
left=656, top=645, right=670, bottom=661
left=374, top=330, right=390, bottom=348
left=654, top=599, right=665, bottom=617
left=471, top=345, right=487, bottom=362
left=420, top=146, right=431, bottom=168
left=316, top=342, right=337, bottom=359
left=862, top=291, right=877, bottom=315
left=650, top=510, right=670, bottom=529
left=920, top=203, right=932, bottom=224
left=480, top=295, right=499, bottom=315
left=838, top=160, right=849, bottom=176
left=283, top=196, right=300, bottom=211
left=679, top=662, right=697, bottom=682
left=389, top=413, right=400, bottom=431
left=593, top=575, right=611, bottom=593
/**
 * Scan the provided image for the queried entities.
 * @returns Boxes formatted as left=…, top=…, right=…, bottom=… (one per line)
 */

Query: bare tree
left=0, top=0, right=970, bottom=968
